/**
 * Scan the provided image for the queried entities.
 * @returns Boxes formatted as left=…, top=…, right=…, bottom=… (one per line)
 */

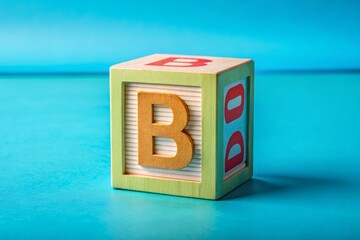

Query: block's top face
left=111, top=54, right=251, bottom=74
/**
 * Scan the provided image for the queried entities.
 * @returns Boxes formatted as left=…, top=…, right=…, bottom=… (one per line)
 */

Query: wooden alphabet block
left=110, top=54, right=254, bottom=199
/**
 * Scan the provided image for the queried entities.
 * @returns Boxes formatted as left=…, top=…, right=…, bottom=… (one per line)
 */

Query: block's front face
left=111, top=68, right=218, bottom=199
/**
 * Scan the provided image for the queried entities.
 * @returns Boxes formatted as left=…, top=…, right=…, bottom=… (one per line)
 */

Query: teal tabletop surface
left=1, top=73, right=359, bottom=239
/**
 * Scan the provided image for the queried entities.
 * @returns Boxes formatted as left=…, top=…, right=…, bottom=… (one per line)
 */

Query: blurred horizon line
left=0, top=68, right=360, bottom=77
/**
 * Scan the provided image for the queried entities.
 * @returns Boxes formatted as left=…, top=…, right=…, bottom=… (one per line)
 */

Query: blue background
left=1, top=0, right=359, bottom=73
left=1, top=1, right=360, bottom=239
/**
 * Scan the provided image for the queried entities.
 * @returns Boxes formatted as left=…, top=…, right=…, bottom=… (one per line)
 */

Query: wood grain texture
left=137, top=91, right=194, bottom=170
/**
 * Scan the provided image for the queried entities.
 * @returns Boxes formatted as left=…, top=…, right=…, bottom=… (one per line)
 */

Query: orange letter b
left=137, top=92, right=194, bottom=169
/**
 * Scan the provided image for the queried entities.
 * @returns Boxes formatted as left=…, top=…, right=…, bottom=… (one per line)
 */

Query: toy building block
left=110, top=54, right=254, bottom=200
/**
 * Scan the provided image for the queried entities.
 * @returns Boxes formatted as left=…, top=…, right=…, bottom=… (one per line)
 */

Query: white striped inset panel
left=124, top=83, right=202, bottom=182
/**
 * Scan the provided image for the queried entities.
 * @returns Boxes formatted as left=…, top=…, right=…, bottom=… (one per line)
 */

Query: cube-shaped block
left=110, top=54, right=254, bottom=199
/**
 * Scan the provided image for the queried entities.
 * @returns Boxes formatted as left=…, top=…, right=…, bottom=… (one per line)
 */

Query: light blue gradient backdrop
left=1, top=0, right=359, bottom=72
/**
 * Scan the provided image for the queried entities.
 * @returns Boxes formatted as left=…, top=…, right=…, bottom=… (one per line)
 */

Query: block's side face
left=216, top=61, right=254, bottom=199
left=124, top=82, right=202, bottom=182
left=223, top=78, right=248, bottom=178
left=111, top=68, right=217, bottom=199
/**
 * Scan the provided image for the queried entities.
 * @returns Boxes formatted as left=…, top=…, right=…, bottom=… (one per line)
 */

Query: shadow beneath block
left=222, top=174, right=346, bottom=200
left=221, top=178, right=284, bottom=200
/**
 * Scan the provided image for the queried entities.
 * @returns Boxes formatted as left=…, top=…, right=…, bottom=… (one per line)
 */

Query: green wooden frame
left=110, top=68, right=218, bottom=199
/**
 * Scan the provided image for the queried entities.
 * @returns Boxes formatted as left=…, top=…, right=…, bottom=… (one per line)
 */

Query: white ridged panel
left=124, top=83, right=202, bottom=182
